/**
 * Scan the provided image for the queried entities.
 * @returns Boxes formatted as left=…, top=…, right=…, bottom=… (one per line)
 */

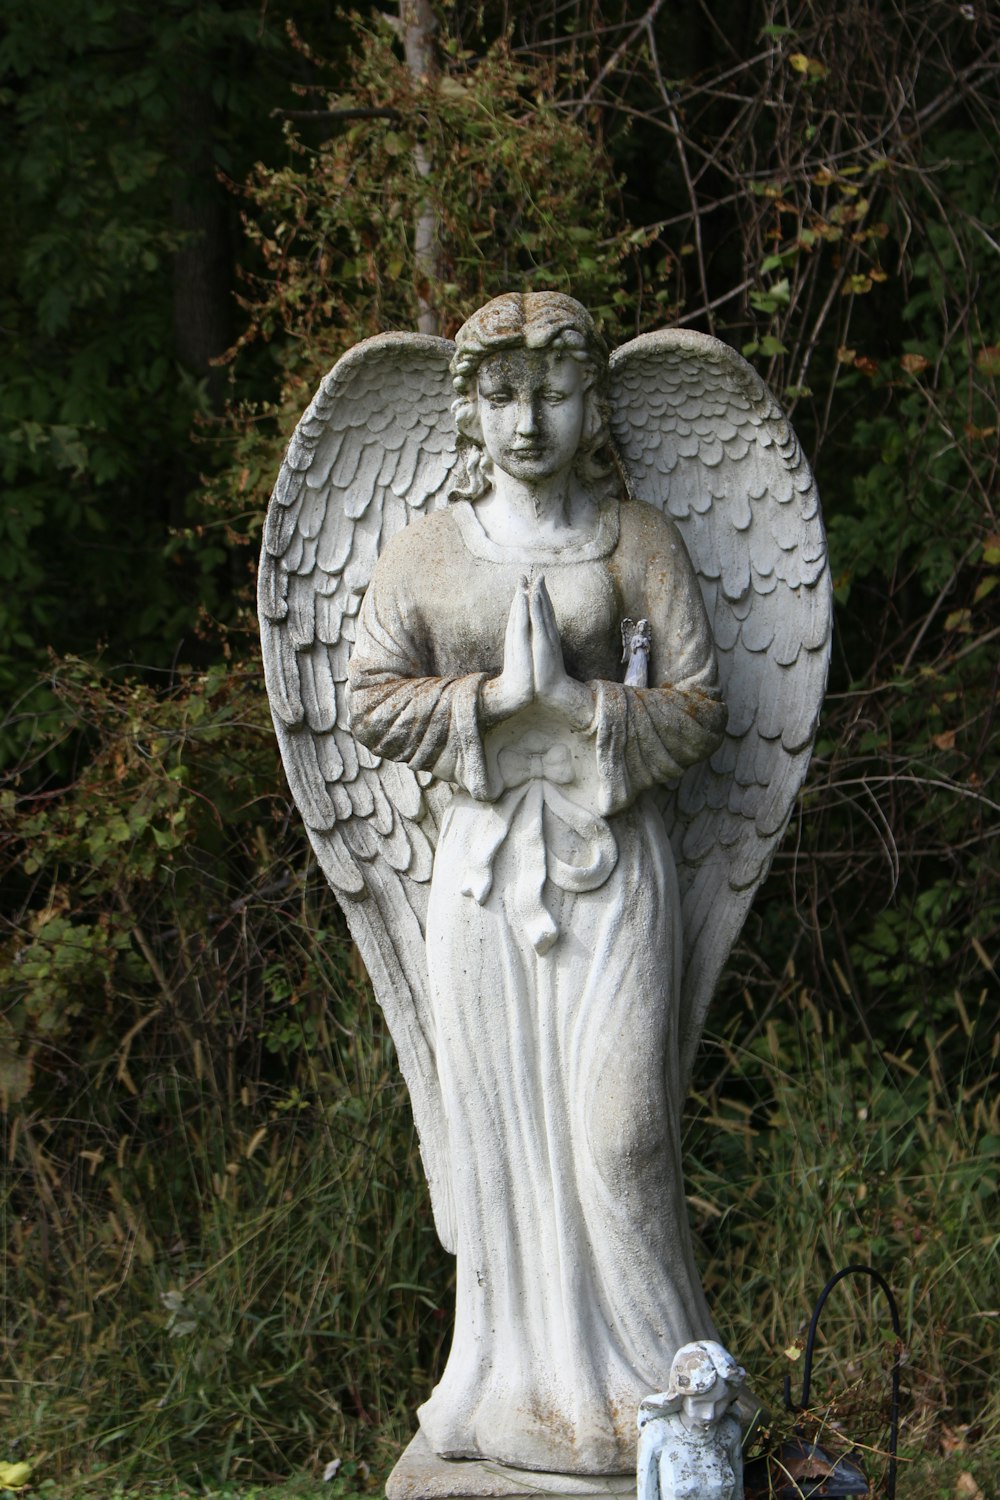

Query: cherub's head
left=637, top=1341, right=745, bottom=1436
left=449, top=292, right=613, bottom=502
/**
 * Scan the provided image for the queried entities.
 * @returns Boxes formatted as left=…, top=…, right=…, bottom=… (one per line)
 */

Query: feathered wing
left=258, top=333, right=461, bottom=1250
left=609, top=331, right=832, bottom=1087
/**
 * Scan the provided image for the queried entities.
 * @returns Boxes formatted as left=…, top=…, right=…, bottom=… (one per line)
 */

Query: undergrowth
left=687, top=986, right=999, bottom=1495
left=2, top=838, right=996, bottom=1492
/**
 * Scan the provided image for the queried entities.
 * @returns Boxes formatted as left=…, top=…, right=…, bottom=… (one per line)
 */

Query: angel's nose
left=515, top=399, right=540, bottom=436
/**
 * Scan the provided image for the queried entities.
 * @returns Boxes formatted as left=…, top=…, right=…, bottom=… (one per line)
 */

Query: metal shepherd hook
left=784, top=1263, right=902, bottom=1500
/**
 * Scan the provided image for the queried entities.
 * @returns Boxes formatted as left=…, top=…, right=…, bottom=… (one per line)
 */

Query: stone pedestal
left=386, top=1433, right=634, bottom=1500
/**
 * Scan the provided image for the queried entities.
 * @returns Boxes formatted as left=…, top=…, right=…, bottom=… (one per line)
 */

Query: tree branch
left=571, top=0, right=669, bottom=118
left=270, top=107, right=402, bottom=122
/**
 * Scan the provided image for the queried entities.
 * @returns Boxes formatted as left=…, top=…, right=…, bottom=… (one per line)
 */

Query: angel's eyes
left=480, top=389, right=566, bottom=407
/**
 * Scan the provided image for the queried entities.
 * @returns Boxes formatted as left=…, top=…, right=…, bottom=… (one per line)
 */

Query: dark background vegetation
left=1, top=1, right=997, bottom=1495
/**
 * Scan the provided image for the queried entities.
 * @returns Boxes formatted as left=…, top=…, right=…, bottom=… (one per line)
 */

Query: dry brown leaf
left=787, top=1449, right=836, bottom=1479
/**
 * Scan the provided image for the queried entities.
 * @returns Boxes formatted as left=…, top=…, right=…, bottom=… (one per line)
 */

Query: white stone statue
left=637, top=1343, right=746, bottom=1500
left=258, top=292, right=830, bottom=1483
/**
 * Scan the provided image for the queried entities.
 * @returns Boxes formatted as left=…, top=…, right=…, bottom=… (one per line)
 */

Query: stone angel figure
left=637, top=1342, right=747, bottom=1500
left=258, top=293, right=831, bottom=1479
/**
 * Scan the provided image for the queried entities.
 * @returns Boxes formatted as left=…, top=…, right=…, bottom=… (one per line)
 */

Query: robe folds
left=347, top=496, right=727, bottom=1475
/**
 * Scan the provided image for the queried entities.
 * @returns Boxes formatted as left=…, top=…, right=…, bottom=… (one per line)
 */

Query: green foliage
left=241, top=25, right=633, bottom=349
left=0, top=657, right=450, bottom=1486
left=6, top=1477, right=370, bottom=1499
left=687, top=995, right=999, bottom=1454
left=806, top=133, right=999, bottom=1087
left=0, top=0, right=350, bottom=762
left=211, top=22, right=639, bottom=560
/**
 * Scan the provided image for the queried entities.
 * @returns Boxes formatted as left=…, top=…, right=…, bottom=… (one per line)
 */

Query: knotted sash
left=458, top=735, right=618, bottom=955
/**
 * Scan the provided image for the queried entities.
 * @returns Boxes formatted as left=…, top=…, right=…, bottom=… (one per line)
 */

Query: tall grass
left=3, top=946, right=996, bottom=1491
left=1, top=909, right=452, bottom=1487
left=685, top=978, right=999, bottom=1492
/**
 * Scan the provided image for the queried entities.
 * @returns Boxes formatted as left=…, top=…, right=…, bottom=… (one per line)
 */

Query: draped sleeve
left=586, top=507, right=726, bottom=816
left=587, top=675, right=725, bottom=816
left=347, top=558, right=492, bottom=801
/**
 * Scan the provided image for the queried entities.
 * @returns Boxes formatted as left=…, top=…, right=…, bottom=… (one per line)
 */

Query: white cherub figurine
left=637, top=1341, right=746, bottom=1500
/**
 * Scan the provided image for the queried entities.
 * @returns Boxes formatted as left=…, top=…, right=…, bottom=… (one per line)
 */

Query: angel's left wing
left=609, top=331, right=832, bottom=1086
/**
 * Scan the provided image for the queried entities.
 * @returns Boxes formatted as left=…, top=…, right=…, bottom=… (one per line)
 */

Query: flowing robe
left=347, top=496, right=727, bottom=1475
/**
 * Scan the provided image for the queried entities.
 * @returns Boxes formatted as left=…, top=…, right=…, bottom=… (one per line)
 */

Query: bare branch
left=644, top=23, right=714, bottom=331
left=271, top=107, right=402, bottom=122
left=571, top=0, right=669, bottom=118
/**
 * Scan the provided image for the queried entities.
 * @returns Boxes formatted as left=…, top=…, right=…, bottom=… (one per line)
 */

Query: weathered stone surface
left=387, top=1433, right=635, bottom=1500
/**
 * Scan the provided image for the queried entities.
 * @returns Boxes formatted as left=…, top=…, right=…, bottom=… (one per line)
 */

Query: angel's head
left=449, top=292, right=613, bottom=502
left=637, top=1342, right=745, bottom=1436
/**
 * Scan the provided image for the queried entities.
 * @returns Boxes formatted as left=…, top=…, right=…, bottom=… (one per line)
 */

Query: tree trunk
left=172, top=80, right=234, bottom=409
left=400, top=0, right=443, bottom=335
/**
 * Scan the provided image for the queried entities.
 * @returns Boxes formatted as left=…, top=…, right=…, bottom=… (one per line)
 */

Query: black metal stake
left=784, top=1263, right=901, bottom=1500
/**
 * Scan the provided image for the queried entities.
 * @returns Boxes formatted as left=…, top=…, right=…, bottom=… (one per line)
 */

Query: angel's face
left=476, top=348, right=587, bottom=486
left=679, top=1378, right=731, bottom=1434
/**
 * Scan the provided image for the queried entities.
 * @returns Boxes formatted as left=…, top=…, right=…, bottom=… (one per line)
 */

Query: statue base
left=386, top=1433, right=634, bottom=1500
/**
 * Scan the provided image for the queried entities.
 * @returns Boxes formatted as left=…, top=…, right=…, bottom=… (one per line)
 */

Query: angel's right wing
left=258, top=334, right=461, bottom=1250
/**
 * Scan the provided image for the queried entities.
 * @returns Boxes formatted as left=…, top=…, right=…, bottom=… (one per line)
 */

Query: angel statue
left=637, top=1342, right=747, bottom=1500
left=258, top=292, right=831, bottom=1485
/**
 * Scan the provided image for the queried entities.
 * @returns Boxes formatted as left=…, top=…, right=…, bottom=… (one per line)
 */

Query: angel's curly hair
left=636, top=1342, right=746, bottom=1428
left=448, top=292, right=614, bottom=503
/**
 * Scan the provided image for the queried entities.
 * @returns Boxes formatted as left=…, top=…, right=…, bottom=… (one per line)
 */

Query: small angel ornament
left=259, top=293, right=830, bottom=1478
left=622, top=617, right=653, bottom=686
left=637, top=1343, right=747, bottom=1500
